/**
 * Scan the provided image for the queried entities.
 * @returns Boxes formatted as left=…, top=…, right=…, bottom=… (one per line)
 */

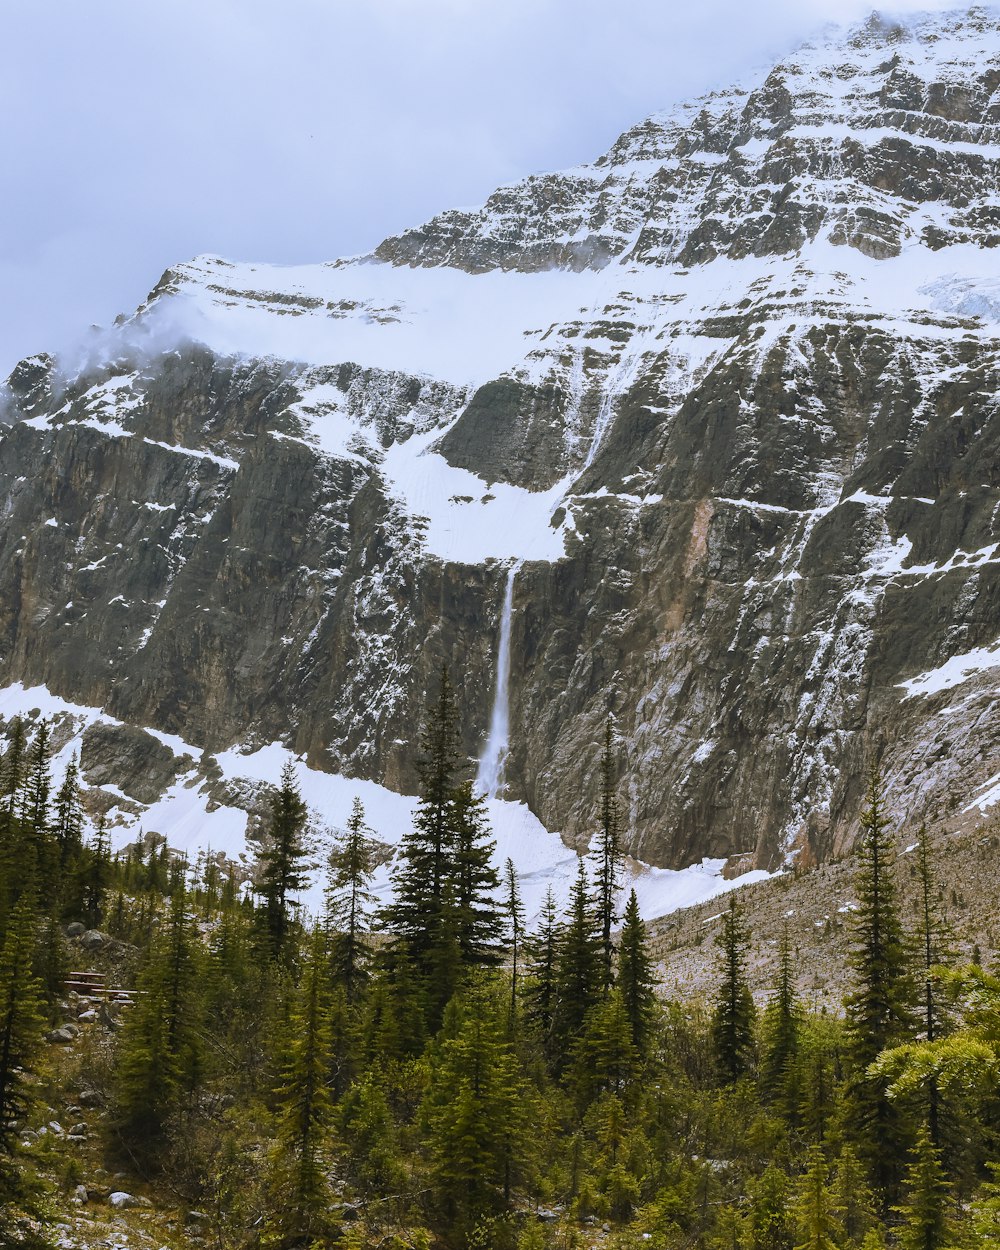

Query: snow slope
left=0, top=681, right=771, bottom=922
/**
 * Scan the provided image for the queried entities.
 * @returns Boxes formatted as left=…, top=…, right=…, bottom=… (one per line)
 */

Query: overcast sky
left=0, top=0, right=968, bottom=378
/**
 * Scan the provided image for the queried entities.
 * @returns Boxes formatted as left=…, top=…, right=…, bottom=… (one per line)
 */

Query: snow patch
left=898, top=639, right=1000, bottom=699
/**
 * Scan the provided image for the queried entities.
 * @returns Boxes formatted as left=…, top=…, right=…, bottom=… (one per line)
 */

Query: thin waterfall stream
left=477, top=561, right=520, bottom=798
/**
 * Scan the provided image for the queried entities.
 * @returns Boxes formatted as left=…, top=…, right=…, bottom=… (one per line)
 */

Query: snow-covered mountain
left=2, top=7, right=1000, bottom=900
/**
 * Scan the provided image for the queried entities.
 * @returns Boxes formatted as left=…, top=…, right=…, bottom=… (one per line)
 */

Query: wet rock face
left=2, top=11, right=1000, bottom=871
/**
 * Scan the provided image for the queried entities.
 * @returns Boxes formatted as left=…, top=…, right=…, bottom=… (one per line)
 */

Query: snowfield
left=0, top=679, right=774, bottom=924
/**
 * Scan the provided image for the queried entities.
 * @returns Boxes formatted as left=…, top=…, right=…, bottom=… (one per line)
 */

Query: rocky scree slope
left=1, top=8, right=1000, bottom=875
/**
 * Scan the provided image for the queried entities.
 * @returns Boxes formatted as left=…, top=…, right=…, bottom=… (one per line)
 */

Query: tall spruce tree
left=0, top=894, right=44, bottom=1153
left=266, top=926, right=339, bottom=1248
left=894, top=1126, right=955, bottom=1250
left=913, top=824, right=950, bottom=1151
left=844, top=763, right=914, bottom=1198
left=388, top=666, right=462, bottom=1009
left=711, top=894, right=756, bottom=1082
left=503, top=857, right=524, bottom=1027
left=80, top=816, right=111, bottom=928
left=833, top=1145, right=876, bottom=1247
left=423, top=985, right=528, bottom=1236
left=0, top=718, right=26, bottom=837
left=792, top=1146, right=840, bottom=1250
left=0, top=719, right=26, bottom=927
left=388, top=668, right=500, bottom=1018
left=524, top=885, right=559, bottom=1062
left=552, top=860, right=603, bottom=1065
left=20, top=723, right=51, bottom=837
left=451, top=780, right=500, bottom=965
left=761, top=924, right=803, bottom=1121
left=256, top=762, right=310, bottom=962
left=114, top=875, right=205, bottom=1157
left=0, top=892, right=47, bottom=1249
left=325, top=797, right=375, bottom=1003
left=748, top=1163, right=793, bottom=1250
left=574, top=987, right=640, bottom=1103
left=617, top=888, right=655, bottom=1057
left=52, top=754, right=84, bottom=875
left=591, top=716, right=623, bottom=990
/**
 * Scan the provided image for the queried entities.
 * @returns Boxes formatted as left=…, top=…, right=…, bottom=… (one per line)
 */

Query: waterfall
left=477, top=562, right=519, bottom=799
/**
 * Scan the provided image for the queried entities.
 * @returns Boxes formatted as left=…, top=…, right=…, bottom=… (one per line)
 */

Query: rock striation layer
left=2, top=9, right=1000, bottom=870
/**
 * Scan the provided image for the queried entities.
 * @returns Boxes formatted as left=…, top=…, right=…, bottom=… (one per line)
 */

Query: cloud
left=0, top=0, right=988, bottom=376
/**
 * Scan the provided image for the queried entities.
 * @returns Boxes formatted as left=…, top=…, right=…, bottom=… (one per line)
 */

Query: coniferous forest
left=2, top=671, right=1000, bottom=1249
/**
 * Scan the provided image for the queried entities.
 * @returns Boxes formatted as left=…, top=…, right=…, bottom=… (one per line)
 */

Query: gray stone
left=46, top=1027, right=76, bottom=1045
left=65, top=922, right=85, bottom=938
left=80, top=929, right=109, bottom=951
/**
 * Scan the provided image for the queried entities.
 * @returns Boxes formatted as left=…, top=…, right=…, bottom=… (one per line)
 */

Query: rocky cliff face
left=2, top=8, right=1000, bottom=873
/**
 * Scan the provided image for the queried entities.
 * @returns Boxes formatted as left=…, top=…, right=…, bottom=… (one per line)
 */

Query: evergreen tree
left=573, top=987, right=640, bottom=1103
left=337, top=1073, right=405, bottom=1199
left=256, top=762, right=310, bottom=962
left=0, top=892, right=48, bottom=1249
left=80, top=816, right=111, bottom=928
left=362, top=943, right=427, bottom=1063
left=387, top=666, right=463, bottom=1012
left=503, top=857, right=524, bottom=1027
left=969, top=1162, right=1000, bottom=1244
left=265, top=927, right=338, bottom=1248
left=711, top=894, right=756, bottom=1082
left=748, top=1163, right=793, bottom=1250
left=0, top=720, right=29, bottom=931
left=761, top=924, right=803, bottom=1121
left=0, top=719, right=26, bottom=845
left=792, top=1146, right=840, bottom=1250
left=843, top=764, right=914, bottom=1197
left=424, top=985, right=528, bottom=1239
left=35, top=903, right=67, bottom=998
left=114, top=875, right=204, bottom=1157
left=20, top=722, right=51, bottom=840
left=0, top=894, right=44, bottom=1152
left=591, top=715, right=623, bottom=989
left=17, top=722, right=54, bottom=896
left=451, top=779, right=500, bottom=966
left=833, top=1145, right=876, bottom=1247
left=552, top=860, right=602, bottom=1065
left=913, top=824, right=950, bottom=1150
left=325, top=797, right=375, bottom=1002
left=524, top=885, right=559, bottom=1062
left=799, top=1039, right=837, bottom=1145
left=617, top=887, right=655, bottom=1056
left=52, top=753, right=84, bottom=874
left=894, top=1126, right=955, bottom=1250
